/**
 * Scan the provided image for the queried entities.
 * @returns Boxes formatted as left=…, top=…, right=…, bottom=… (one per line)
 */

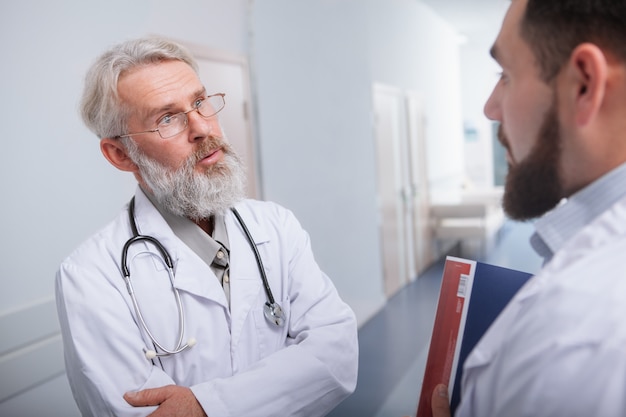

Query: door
left=185, top=42, right=260, bottom=199
left=405, top=92, right=433, bottom=273
left=373, top=84, right=430, bottom=298
left=373, top=84, right=408, bottom=297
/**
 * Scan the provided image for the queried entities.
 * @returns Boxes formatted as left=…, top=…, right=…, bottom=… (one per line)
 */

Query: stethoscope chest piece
left=264, top=302, right=285, bottom=327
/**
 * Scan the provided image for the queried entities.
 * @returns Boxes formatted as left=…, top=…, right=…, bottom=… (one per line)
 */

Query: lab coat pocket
left=252, top=297, right=291, bottom=358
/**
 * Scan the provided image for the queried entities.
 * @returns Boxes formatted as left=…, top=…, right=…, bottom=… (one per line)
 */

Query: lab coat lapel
left=132, top=188, right=229, bottom=309
left=226, top=205, right=270, bottom=348
left=172, top=247, right=229, bottom=308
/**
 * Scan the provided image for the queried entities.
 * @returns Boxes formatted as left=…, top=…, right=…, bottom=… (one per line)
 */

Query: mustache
left=190, top=136, right=232, bottom=163
left=497, top=124, right=508, bottom=148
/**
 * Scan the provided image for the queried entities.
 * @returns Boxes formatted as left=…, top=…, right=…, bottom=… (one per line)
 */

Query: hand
left=431, top=384, right=451, bottom=417
left=124, top=385, right=207, bottom=417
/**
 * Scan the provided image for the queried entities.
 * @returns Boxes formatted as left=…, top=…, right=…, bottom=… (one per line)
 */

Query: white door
left=373, top=84, right=408, bottom=297
left=187, top=44, right=260, bottom=199
left=405, top=92, right=433, bottom=273
left=373, top=84, right=430, bottom=298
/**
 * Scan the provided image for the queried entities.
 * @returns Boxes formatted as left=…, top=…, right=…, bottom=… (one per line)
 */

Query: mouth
left=502, top=145, right=516, bottom=167
left=497, top=126, right=514, bottom=164
left=197, top=147, right=224, bottom=166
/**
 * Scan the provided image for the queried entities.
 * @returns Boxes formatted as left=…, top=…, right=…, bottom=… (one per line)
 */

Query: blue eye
left=159, top=114, right=174, bottom=126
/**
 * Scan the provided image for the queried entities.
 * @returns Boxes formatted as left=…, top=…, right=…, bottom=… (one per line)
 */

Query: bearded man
left=432, top=1, right=626, bottom=416
left=55, top=37, right=357, bottom=417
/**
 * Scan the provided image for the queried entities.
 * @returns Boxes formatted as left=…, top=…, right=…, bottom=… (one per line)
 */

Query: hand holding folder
left=416, top=257, right=532, bottom=417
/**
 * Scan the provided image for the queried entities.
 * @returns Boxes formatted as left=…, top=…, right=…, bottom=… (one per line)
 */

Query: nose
left=186, top=109, right=223, bottom=142
left=483, top=80, right=502, bottom=121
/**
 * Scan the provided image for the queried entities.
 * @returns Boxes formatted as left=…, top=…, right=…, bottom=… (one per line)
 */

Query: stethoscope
left=121, top=197, right=285, bottom=361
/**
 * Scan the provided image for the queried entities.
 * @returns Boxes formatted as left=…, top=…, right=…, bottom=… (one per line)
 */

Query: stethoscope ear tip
left=143, top=338, right=197, bottom=360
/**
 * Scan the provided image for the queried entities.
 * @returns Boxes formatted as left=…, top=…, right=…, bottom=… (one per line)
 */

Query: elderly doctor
left=55, top=36, right=358, bottom=417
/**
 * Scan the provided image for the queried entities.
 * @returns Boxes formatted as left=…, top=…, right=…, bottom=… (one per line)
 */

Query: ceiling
left=420, top=0, right=510, bottom=47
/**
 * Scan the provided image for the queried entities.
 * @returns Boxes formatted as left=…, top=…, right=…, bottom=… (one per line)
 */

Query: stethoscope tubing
left=123, top=264, right=188, bottom=355
left=122, top=196, right=285, bottom=360
left=122, top=205, right=190, bottom=356
left=230, top=207, right=275, bottom=306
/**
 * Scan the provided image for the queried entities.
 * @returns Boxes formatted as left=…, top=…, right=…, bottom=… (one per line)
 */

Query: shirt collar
left=531, top=162, right=626, bottom=263
left=140, top=188, right=230, bottom=267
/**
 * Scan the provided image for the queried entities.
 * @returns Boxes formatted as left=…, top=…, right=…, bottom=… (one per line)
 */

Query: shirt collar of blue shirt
left=530, top=162, right=626, bottom=264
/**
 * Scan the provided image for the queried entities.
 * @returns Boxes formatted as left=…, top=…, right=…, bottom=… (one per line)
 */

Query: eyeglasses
left=116, top=93, right=226, bottom=139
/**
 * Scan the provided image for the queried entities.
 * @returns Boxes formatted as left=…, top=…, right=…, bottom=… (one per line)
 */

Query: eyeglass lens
left=158, top=94, right=225, bottom=138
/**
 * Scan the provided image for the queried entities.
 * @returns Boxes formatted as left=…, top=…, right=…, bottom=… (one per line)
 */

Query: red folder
left=416, top=256, right=532, bottom=417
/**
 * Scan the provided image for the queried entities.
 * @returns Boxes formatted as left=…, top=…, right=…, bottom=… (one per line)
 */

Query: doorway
left=372, top=84, right=432, bottom=298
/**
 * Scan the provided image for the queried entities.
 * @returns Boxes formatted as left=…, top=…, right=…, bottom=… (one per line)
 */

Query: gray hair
left=80, top=36, right=198, bottom=139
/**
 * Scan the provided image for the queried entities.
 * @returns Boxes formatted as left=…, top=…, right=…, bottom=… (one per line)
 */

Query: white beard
left=123, top=136, right=247, bottom=220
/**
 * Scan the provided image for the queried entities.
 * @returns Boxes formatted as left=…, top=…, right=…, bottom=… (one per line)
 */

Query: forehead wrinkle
left=141, top=86, right=207, bottom=121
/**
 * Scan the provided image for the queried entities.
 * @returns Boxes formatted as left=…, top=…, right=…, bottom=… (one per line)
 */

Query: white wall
left=251, top=0, right=464, bottom=323
left=251, top=0, right=380, bottom=325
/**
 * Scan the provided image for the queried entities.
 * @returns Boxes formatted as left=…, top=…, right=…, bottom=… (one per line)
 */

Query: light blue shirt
left=530, top=162, right=626, bottom=263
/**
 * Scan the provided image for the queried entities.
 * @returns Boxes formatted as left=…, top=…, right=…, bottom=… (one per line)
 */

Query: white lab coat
left=456, top=194, right=626, bottom=417
left=56, top=189, right=358, bottom=417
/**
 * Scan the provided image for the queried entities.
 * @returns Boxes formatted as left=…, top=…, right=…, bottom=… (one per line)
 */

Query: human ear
left=566, top=43, right=608, bottom=127
left=100, top=138, right=138, bottom=173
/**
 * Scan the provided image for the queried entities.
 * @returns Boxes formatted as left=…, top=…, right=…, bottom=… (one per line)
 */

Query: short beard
left=501, top=97, right=563, bottom=221
left=122, top=136, right=247, bottom=220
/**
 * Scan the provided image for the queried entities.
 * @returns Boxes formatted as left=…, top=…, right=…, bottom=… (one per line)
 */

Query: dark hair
left=521, top=0, right=626, bottom=82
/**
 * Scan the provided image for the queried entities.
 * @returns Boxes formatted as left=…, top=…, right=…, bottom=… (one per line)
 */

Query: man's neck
left=194, top=216, right=215, bottom=236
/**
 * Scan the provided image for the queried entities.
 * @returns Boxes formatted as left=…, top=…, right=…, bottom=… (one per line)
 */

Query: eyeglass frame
left=115, top=93, right=226, bottom=139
